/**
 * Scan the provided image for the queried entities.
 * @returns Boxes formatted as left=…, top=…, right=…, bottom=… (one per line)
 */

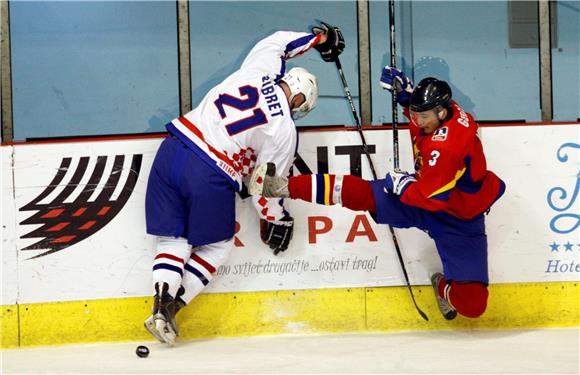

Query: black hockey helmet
left=410, top=77, right=452, bottom=112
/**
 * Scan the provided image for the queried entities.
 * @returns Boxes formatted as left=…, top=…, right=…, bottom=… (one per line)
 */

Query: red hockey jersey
left=401, top=101, right=505, bottom=220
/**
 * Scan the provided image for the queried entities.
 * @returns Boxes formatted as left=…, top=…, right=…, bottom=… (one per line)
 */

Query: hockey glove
left=312, top=21, right=345, bottom=62
left=380, top=66, right=413, bottom=107
left=385, top=169, right=416, bottom=196
left=260, top=216, right=294, bottom=255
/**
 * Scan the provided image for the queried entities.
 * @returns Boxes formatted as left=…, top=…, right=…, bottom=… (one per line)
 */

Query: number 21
left=214, top=86, right=267, bottom=136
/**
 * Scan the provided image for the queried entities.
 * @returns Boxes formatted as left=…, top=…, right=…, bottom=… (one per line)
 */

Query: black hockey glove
left=312, top=21, right=345, bottom=62
left=260, top=216, right=294, bottom=255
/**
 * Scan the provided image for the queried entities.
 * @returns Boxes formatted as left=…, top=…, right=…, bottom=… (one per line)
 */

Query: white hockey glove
left=260, top=216, right=294, bottom=255
left=249, top=163, right=289, bottom=198
left=385, top=169, right=416, bottom=196
left=312, top=21, right=345, bottom=62
left=380, top=66, right=413, bottom=107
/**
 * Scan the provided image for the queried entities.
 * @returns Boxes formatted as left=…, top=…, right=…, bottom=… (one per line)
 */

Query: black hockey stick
left=334, top=58, right=377, bottom=179
left=335, top=54, right=428, bottom=321
left=388, top=0, right=428, bottom=321
left=389, top=0, right=400, bottom=170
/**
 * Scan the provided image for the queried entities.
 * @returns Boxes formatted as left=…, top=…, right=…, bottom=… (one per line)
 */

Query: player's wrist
left=317, top=33, right=328, bottom=45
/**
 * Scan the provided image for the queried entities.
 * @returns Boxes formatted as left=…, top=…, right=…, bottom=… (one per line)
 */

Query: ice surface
left=2, top=328, right=578, bottom=374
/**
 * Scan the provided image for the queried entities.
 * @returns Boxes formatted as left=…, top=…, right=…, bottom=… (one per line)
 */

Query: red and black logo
left=19, top=154, right=142, bottom=259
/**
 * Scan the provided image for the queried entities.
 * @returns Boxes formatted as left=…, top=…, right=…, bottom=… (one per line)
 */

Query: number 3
left=429, top=150, right=440, bottom=166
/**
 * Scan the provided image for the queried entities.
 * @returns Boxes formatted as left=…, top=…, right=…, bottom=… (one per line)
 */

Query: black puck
left=136, top=345, right=149, bottom=358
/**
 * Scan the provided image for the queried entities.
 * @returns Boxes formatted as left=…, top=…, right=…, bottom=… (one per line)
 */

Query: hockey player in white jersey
left=144, top=22, right=345, bottom=345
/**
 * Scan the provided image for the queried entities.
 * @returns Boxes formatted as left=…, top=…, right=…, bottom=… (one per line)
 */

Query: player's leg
left=250, top=163, right=377, bottom=211
left=429, top=213, right=489, bottom=319
left=250, top=163, right=426, bottom=230
left=174, top=163, right=236, bottom=323
left=431, top=273, right=488, bottom=319
left=180, top=238, right=234, bottom=304
left=144, top=136, right=236, bottom=345
left=159, top=143, right=236, bottom=344
left=144, top=236, right=191, bottom=344
left=145, top=136, right=193, bottom=343
left=153, top=238, right=234, bottom=345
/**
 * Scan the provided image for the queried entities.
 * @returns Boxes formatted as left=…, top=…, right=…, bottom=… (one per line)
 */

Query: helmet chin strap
left=289, top=94, right=308, bottom=120
left=291, top=110, right=307, bottom=120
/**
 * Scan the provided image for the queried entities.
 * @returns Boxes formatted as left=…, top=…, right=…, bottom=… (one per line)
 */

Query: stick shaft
left=389, top=0, right=400, bottom=170
left=334, top=59, right=377, bottom=180
left=334, top=55, right=427, bottom=321
left=387, top=0, right=428, bottom=321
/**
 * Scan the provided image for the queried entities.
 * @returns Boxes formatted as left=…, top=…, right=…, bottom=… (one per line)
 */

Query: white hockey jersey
left=167, top=31, right=321, bottom=222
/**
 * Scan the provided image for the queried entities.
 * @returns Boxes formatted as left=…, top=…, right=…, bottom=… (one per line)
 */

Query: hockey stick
left=388, top=0, right=428, bottom=321
left=334, top=55, right=428, bottom=321
left=334, top=58, right=377, bottom=179
left=389, top=0, right=400, bottom=170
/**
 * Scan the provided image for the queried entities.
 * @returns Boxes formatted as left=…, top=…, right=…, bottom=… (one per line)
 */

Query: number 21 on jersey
left=214, top=86, right=267, bottom=136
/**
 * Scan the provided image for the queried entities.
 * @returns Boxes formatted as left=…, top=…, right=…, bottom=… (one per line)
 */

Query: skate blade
left=155, top=318, right=176, bottom=346
left=443, top=309, right=458, bottom=320
left=144, top=315, right=165, bottom=343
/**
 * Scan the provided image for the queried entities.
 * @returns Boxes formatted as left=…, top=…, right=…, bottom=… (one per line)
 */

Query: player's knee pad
left=449, top=282, right=489, bottom=318
left=153, top=236, right=192, bottom=296
left=180, top=237, right=234, bottom=303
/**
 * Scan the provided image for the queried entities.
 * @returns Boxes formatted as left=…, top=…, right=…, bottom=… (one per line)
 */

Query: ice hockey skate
left=431, top=273, right=457, bottom=320
left=144, top=314, right=165, bottom=343
left=248, top=162, right=289, bottom=198
left=144, top=282, right=184, bottom=345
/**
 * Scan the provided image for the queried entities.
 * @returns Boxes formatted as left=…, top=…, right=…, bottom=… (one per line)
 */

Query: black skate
left=431, top=273, right=457, bottom=320
left=144, top=283, right=185, bottom=345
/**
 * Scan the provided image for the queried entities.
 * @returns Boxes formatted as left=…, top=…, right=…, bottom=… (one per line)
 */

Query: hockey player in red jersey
left=144, top=22, right=345, bottom=345
left=250, top=68, right=505, bottom=320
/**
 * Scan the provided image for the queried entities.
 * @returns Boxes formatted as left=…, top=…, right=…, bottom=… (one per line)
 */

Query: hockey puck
left=136, top=345, right=149, bottom=358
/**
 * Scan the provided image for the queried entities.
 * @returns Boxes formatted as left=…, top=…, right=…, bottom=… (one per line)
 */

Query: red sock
left=288, top=175, right=314, bottom=201
left=439, top=277, right=489, bottom=318
left=341, top=175, right=376, bottom=211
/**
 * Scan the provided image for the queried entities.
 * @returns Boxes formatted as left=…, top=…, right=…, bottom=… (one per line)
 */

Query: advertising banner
left=2, top=125, right=578, bottom=304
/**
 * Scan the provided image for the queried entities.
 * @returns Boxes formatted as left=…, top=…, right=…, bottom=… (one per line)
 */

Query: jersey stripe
left=324, top=174, right=330, bottom=206
left=315, top=174, right=324, bottom=205
left=177, top=116, right=235, bottom=169
left=284, top=34, right=320, bottom=59
left=166, top=119, right=241, bottom=191
left=427, top=168, right=467, bottom=199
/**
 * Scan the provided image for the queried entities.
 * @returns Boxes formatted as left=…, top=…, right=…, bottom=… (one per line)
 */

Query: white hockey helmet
left=280, top=67, right=318, bottom=120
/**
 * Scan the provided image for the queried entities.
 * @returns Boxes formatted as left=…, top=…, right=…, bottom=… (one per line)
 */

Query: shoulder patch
left=431, top=126, right=448, bottom=142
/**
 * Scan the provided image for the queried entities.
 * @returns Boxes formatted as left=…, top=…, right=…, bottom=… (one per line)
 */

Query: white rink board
left=1, top=125, right=579, bottom=304
left=1, top=146, right=19, bottom=305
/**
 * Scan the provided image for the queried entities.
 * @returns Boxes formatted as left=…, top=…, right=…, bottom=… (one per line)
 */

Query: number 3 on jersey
left=429, top=150, right=441, bottom=166
left=214, top=86, right=267, bottom=136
